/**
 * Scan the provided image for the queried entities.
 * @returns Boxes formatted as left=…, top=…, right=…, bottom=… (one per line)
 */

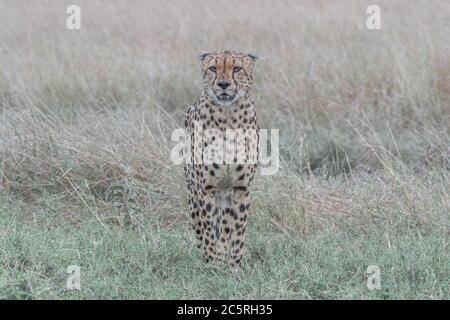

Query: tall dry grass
left=0, top=0, right=449, bottom=230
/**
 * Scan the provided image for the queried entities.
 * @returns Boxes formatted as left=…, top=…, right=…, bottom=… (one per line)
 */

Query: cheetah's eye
left=209, top=66, right=217, bottom=73
left=233, top=66, right=242, bottom=73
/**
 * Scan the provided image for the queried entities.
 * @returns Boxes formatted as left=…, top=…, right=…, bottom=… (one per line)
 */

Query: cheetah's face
left=200, top=50, right=257, bottom=106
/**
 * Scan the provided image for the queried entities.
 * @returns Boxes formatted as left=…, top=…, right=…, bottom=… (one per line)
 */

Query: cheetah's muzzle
left=217, top=93, right=235, bottom=103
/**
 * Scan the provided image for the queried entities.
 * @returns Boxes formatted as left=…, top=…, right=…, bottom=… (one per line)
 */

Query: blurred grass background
left=0, top=0, right=449, bottom=299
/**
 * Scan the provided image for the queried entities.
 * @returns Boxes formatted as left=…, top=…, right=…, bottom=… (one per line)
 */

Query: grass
left=1, top=174, right=448, bottom=299
left=0, top=0, right=449, bottom=299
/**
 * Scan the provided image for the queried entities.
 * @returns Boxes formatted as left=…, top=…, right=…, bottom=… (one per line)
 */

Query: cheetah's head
left=200, top=50, right=257, bottom=106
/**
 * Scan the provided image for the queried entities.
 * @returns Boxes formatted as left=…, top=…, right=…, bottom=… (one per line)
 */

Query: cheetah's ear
left=199, top=51, right=210, bottom=61
left=247, top=53, right=258, bottom=61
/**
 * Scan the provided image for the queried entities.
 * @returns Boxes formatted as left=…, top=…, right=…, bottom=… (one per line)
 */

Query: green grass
left=1, top=175, right=448, bottom=299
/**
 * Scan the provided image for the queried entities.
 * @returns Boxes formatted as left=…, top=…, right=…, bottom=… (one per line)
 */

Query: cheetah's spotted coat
left=184, top=50, right=259, bottom=265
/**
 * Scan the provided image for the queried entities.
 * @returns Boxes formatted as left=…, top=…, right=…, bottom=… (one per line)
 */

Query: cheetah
left=184, top=50, right=259, bottom=266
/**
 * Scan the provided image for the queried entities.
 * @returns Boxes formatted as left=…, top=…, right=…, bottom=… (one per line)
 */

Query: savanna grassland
left=0, top=0, right=449, bottom=299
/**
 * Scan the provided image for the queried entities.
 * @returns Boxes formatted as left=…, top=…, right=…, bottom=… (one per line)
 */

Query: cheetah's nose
left=217, top=80, right=231, bottom=90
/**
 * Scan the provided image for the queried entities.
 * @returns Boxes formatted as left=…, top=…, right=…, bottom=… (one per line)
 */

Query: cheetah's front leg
left=199, top=190, right=224, bottom=262
left=225, top=188, right=250, bottom=266
left=188, top=193, right=202, bottom=249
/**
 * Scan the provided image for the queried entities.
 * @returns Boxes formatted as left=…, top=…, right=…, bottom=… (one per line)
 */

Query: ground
left=1, top=171, right=448, bottom=299
left=0, top=0, right=449, bottom=299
